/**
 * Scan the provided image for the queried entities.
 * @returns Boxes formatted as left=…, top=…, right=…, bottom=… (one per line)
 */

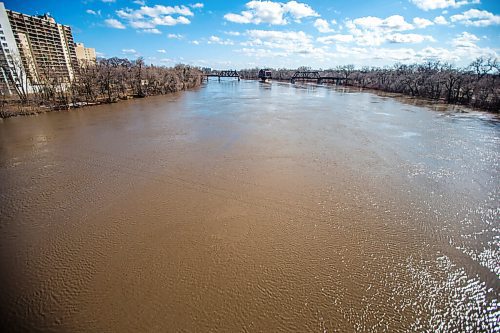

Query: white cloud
left=157, top=49, right=167, bottom=53
left=151, top=16, right=191, bottom=26
left=345, top=15, right=420, bottom=46
left=133, top=0, right=146, bottom=5
left=450, top=9, right=500, bottom=27
left=177, top=16, right=191, bottom=24
left=129, top=20, right=154, bottom=29
left=386, top=33, right=435, bottom=43
left=351, top=15, right=414, bottom=32
left=86, top=9, right=100, bottom=16
left=283, top=1, right=319, bottom=21
left=101, top=0, right=116, bottom=3
left=190, top=3, right=204, bottom=9
left=224, top=12, right=254, bottom=24
left=230, top=22, right=496, bottom=67
left=372, top=47, right=416, bottom=61
left=168, top=33, right=184, bottom=39
left=237, top=29, right=332, bottom=60
left=413, top=17, right=434, bottom=28
left=436, top=32, right=498, bottom=61
left=245, top=29, right=312, bottom=47
left=115, top=5, right=193, bottom=30
left=314, top=18, right=334, bottom=33
left=434, top=15, right=449, bottom=25
left=317, top=34, right=354, bottom=44
left=141, top=28, right=161, bottom=34
left=333, top=42, right=496, bottom=65
left=117, top=6, right=193, bottom=19
left=225, top=31, right=241, bottom=36
left=105, top=18, right=126, bottom=29
left=452, top=31, right=480, bottom=48
left=224, top=1, right=318, bottom=25
left=410, top=0, right=480, bottom=11
left=332, top=45, right=409, bottom=62
left=208, top=36, right=234, bottom=45
left=418, top=32, right=495, bottom=62
left=191, top=40, right=200, bottom=45
left=122, top=48, right=138, bottom=54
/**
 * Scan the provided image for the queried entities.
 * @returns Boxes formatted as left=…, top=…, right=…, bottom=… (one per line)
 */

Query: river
left=0, top=80, right=498, bottom=332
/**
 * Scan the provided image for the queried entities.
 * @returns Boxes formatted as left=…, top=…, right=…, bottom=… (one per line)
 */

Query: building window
left=0, top=37, right=5, bottom=41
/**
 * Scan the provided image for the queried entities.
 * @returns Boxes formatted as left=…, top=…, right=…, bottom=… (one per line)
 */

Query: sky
left=4, top=0, right=500, bottom=69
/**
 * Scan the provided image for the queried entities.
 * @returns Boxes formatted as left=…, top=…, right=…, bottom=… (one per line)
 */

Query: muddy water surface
left=0, top=80, right=498, bottom=332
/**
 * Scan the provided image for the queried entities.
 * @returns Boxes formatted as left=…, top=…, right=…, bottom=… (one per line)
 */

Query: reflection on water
left=0, top=80, right=498, bottom=332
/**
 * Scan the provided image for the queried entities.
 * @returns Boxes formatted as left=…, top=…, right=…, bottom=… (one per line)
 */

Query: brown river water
left=0, top=80, right=498, bottom=332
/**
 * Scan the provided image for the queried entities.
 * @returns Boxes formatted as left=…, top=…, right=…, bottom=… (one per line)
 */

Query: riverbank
left=0, top=86, right=203, bottom=119
left=250, top=78, right=500, bottom=116
left=0, top=91, right=188, bottom=119
left=1, top=61, right=203, bottom=119
left=240, top=59, right=500, bottom=113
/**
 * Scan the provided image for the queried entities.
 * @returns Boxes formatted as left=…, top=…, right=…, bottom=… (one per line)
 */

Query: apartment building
left=0, top=2, right=85, bottom=95
left=75, top=42, right=96, bottom=65
left=0, top=2, right=26, bottom=95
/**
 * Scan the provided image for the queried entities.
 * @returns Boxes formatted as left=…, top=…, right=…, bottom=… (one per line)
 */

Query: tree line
left=239, top=57, right=499, bottom=112
left=1, top=56, right=203, bottom=117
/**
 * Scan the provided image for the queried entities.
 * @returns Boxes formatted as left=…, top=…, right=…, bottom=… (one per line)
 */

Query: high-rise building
left=75, top=42, right=96, bottom=66
left=0, top=2, right=27, bottom=95
left=0, top=2, right=84, bottom=95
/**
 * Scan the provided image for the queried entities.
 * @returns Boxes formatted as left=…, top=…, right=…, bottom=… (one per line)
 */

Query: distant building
left=0, top=2, right=94, bottom=95
left=75, top=42, right=96, bottom=66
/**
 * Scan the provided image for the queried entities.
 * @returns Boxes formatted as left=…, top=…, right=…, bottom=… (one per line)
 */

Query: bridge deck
left=291, top=71, right=351, bottom=84
left=203, top=70, right=240, bottom=81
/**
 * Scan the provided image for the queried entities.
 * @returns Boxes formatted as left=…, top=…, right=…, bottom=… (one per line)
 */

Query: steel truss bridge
left=291, top=71, right=351, bottom=85
left=204, top=70, right=240, bottom=81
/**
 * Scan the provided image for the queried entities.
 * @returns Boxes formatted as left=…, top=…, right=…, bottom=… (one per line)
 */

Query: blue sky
left=4, top=0, right=499, bottom=69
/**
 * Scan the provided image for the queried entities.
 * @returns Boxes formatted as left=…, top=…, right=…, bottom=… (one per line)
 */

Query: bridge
left=291, top=71, right=351, bottom=85
left=204, top=70, right=240, bottom=82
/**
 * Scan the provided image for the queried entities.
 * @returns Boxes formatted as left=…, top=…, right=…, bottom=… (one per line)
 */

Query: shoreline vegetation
left=241, top=57, right=499, bottom=113
left=0, top=57, right=203, bottom=119
left=1, top=56, right=498, bottom=119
